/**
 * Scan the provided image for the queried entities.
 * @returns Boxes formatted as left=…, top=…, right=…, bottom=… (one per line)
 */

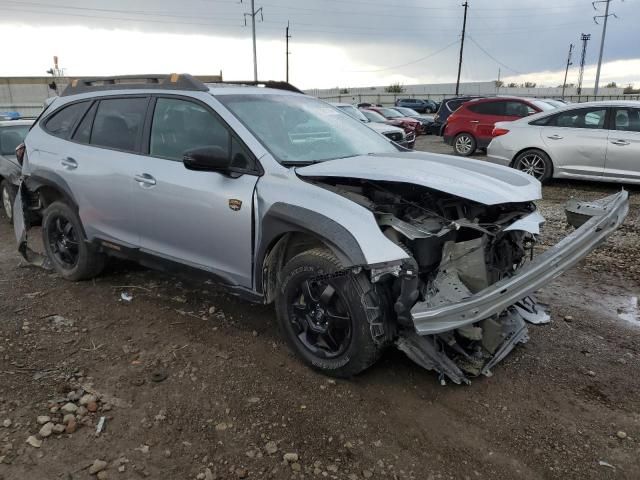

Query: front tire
left=453, top=133, right=477, bottom=156
left=42, top=201, right=106, bottom=281
left=275, top=248, right=387, bottom=378
left=513, top=149, right=553, bottom=183
left=1, top=180, right=17, bottom=224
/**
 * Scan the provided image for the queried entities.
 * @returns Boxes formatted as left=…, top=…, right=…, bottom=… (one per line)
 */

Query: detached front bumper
left=410, top=191, right=629, bottom=335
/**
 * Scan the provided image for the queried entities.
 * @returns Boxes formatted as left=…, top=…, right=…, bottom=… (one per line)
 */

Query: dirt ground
left=1, top=135, right=639, bottom=480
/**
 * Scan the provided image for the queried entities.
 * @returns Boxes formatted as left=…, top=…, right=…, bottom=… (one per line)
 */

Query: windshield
left=361, top=109, right=387, bottom=123
left=378, top=108, right=404, bottom=118
left=0, top=125, right=30, bottom=155
left=337, top=105, right=369, bottom=122
left=218, top=94, right=398, bottom=164
left=531, top=100, right=558, bottom=111
left=394, top=107, right=418, bottom=116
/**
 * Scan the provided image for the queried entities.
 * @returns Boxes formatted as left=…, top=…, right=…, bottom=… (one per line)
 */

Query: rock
left=234, top=467, right=248, bottom=478
left=586, top=370, right=596, bottom=377
left=247, top=397, right=260, bottom=404
left=80, top=394, right=97, bottom=406
left=348, top=475, right=358, bottom=480
left=327, top=464, right=338, bottom=473
left=52, top=424, right=66, bottom=434
left=163, top=449, right=171, bottom=458
left=39, top=422, right=54, bottom=438
left=564, top=315, right=574, bottom=322
left=196, top=474, right=205, bottom=480
left=291, top=463, right=301, bottom=472
left=205, top=468, right=215, bottom=480
left=36, top=415, right=51, bottom=425
left=77, top=406, right=88, bottom=417
left=215, top=423, right=228, bottom=431
left=617, top=431, right=627, bottom=439
left=372, top=440, right=382, bottom=447
left=363, top=470, right=373, bottom=478
left=67, top=391, right=80, bottom=401
left=2, top=419, right=11, bottom=428
left=26, top=436, right=42, bottom=448
left=283, top=453, right=299, bottom=463
left=63, top=414, right=75, bottom=424
left=87, top=401, right=98, bottom=413
left=65, top=419, right=78, bottom=434
left=252, top=330, right=258, bottom=337
left=265, top=441, right=278, bottom=455
left=97, top=471, right=108, bottom=480
left=118, top=465, right=126, bottom=472
left=49, top=405, right=59, bottom=414
left=89, top=459, right=108, bottom=474
left=61, top=403, right=78, bottom=414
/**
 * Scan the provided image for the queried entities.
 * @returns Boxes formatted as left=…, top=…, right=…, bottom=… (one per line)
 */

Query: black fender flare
left=255, top=203, right=367, bottom=294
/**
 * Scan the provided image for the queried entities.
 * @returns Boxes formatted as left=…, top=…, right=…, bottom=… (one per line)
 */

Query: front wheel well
left=261, top=232, right=336, bottom=304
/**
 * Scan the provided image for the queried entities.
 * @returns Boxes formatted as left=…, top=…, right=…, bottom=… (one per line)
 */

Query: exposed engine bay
left=312, top=178, right=555, bottom=384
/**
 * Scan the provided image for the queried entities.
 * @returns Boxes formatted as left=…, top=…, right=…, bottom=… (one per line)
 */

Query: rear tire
left=453, top=133, right=477, bottom=156
left=42, top=201, right=106, bottom=281
left=1, top=180, right=16, bottom=224
left=275, top=248, right=387, bottom=378
left=513, top=149, right=553, bottom=183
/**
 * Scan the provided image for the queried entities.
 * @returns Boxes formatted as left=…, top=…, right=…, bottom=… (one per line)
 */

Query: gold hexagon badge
left=228, top=199, right=242, bottom=211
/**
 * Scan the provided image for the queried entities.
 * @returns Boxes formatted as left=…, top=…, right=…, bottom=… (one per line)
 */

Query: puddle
left=617, top=296, right=639, bottom=324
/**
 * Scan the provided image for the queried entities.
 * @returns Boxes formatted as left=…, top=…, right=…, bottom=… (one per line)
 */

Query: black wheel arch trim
left=255, top=203, right=367, bottom=294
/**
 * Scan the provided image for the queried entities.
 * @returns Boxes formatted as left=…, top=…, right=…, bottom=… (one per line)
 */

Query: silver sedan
left=487, top=100, right=640, bottom=184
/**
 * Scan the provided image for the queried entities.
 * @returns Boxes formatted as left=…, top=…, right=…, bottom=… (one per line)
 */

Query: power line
left=466, top=36, right=522, bottom=75
left=593, top=0, right=617, bottom=94
left=455, top=1, right=469, bottom=96
left=345, top=40, right=458, bottom=73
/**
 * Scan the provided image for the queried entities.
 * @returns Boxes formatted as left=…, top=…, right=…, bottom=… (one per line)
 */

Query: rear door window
left=90, top=97, right=149, bottom=152
left=468, top=101, right=505, bottom=115
left=45, top=101, right=90, bottom=138
left=72, top=102, right=97, bottom=144
left=550, top=108, right=607, bottom=129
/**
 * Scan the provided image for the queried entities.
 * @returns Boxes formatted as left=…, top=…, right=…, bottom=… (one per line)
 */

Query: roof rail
left=206, top=80, right=304, bottom=94
left=61, top=73, right=208, bottom=97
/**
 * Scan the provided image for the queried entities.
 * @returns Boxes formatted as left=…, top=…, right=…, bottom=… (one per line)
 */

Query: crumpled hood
left=296, top=151, right=541, bottom=205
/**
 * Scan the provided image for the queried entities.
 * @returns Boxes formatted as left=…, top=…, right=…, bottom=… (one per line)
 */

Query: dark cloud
left=1, top=0, right=636, bottom=83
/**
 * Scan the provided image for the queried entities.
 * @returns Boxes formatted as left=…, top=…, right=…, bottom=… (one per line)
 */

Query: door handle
left=470, top=120, right=480, bottom=123
left=134, top=173, right=157, bottom=186
left=547, top=134, right=563, bottom=140
left=610, top=139, right=630, bottom=146
left=60, top=157, right=78, bottom=170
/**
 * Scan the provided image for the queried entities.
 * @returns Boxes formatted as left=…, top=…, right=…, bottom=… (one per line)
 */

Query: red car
left=363, top=106, right=422, bottom=136
left=444, top=97, right=553, bottom=156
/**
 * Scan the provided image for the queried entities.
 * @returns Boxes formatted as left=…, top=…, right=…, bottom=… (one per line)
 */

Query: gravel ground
left=1, top=135, right=639, bottom=480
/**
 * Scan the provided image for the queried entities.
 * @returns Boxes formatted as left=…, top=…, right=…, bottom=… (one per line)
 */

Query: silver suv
left=13, top=74, right=628, bottom=383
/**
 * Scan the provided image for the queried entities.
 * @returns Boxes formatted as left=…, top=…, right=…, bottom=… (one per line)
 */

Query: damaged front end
left=314, top=178, right=628, bottom=384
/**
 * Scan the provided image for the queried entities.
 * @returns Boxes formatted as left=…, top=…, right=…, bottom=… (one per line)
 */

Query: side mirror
left=183, top=146, right=230, bottom=172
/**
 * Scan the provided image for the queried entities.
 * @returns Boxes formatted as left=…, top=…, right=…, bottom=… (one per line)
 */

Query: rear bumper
left=410, top=191, right=629, bottom=335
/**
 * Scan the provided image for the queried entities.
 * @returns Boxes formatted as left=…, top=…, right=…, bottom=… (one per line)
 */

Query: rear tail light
left=15, top=142, right=26, bottom=165
left=492, top=128, right=510, bottom=137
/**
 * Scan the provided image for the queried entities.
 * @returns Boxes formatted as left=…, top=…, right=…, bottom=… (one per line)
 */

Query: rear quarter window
left=44, top=101, right=90, bottom=138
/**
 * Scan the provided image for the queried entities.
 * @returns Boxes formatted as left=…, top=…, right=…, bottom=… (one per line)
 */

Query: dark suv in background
left=394, top=98, right=437, bottom=113
left=431, top=96, right=484, bottom=135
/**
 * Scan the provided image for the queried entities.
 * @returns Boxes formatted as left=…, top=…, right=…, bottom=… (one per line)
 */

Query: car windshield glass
left=378, top=108, right=403, bottom=118
left=219, top=94, right=398, bottom=164
left=337, top=105, right=369, bottom=122
left=361, top=110, right=387, bottom=122
left=394, top=107, right=418, bottom=116
left=0, top=125, right=30, bottom=155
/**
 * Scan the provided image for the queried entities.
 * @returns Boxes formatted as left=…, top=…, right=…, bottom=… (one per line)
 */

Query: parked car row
left=0, top=119, right=33, bottom=222
left=394, top=98, right=439, bottom=113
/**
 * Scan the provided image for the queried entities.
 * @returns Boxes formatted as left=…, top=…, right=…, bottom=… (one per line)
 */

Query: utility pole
left=562, top=43, right=574, bottom=100
left=243, top=0, right=263, bottom=81
left=593, top=0, right=617, bottom=95
left=496, top=67, right=501, bottom=94
left=455, top=1, right=469, bottom=96
left=577, top=33, right=591, bottom=95
left=285, top=21, right=291, bottom=83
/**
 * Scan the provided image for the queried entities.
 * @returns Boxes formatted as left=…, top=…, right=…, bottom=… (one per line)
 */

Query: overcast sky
left=1, top=0, right=638, bottom=89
